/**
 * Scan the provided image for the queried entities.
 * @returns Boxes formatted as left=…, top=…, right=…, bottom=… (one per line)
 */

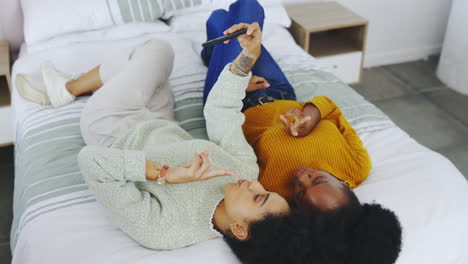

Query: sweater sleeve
left=204, top=64, right=258, bottom=168
left=78, top=146, right=166, bottom=249
left=307, top=96, right=371, bottom=187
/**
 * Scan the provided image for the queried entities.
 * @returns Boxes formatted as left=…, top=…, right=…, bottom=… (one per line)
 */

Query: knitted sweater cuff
left=307, top=96, right=335, bottom=119
left=124, top=150, right=147, bottom=182
left=219, top=63, right=252, bottom=92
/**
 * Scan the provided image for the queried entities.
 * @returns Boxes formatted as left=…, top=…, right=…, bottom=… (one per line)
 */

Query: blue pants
left=201, top=0, right=296, bottom=107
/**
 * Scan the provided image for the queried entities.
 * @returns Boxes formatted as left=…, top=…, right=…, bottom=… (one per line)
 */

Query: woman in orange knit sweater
left=202, top=16, right=371, bottom=212
left=243, top=95, right=371, bottom=206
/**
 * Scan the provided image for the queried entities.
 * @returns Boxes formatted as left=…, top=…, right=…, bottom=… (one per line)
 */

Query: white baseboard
left=363, top=45, right=442, bottom=68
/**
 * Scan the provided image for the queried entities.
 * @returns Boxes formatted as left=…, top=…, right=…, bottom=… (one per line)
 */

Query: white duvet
left=10, top=24, right=468, bottom=264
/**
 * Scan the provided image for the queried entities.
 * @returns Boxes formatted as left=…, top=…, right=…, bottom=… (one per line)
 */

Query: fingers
left=192, top=151, right=237, bottom=180
left=284, top=108, right=302, bottom=118
left=240, top=23, right=260, bottom=43
left=224, top=23, right=249, bottom=35
left=252, top=76, right=270, bottom=89
left=223, top=22, right=261, bottom=44
left=223, top=23, right=249, bottom=44
left=300, top=115, right=312, bottom=124
left=280, top=115, right=293, bottom=135
left=246, top=76, right=270, bottom=92
left=247, top=22, right=260, bottom=36
left=290, top=115, right=312, bottom=137
left=191, top=152, right=203, bottom=169
left=251, top=75, right=264, bottom=83
left=281, top=109, right=312, bottom=137
left=285, top=108, right=310, bottom=124
left=252, top=76, right=269, bottom=86
left=290, top=123, right=299, bottom=137
left=255, top=81, right=270, bottom=90
left=290, top=114, right=305, bottom=137
left=224, top=22, right=260, bottom=36
left=203, top=169, right=237, bottom=180
left=197, top=151, right=211, bottom=178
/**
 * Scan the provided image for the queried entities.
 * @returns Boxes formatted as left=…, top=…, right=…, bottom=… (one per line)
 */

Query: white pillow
left=22, top=0, right=114, bottom=44
left=21, top=0, right=206, bottom=44
left=169, top=2, right=291, bottom=32
left=161, top=0, right=215, bottom=19
left=26, top=22, right=172, bottom=54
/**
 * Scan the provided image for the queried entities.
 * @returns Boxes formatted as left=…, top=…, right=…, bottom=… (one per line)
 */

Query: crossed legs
left=79, top=40, right=175, bottom=147
left=201, top=0, right=296, bottom=105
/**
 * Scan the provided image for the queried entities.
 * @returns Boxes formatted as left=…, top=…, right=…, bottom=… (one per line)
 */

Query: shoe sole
left=16, top=75, right=50, bottom=105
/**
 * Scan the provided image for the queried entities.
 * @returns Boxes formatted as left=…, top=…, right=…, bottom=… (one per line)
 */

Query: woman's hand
left=246, top=75, right=270, bottom=92
left=224, top=23, right=262, bottom=76
left=165, top=151, right=237, bottom=184
left=280, top=104, right=321, bottom=137
left=224, top=22, right=262, bottom=59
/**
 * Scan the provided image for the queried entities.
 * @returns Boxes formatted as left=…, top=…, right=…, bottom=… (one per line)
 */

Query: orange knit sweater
left=242, top=96, right=371, bottom=201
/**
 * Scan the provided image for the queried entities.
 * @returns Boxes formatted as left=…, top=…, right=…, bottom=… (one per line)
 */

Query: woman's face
left=223, top=180, right=290, bottom=222
left=293, top=168, right=349, bottom=210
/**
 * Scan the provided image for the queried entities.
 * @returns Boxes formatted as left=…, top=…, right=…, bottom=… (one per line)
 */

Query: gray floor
left=351, top=56, right=468, bottom=176
left=0, top=56, right=467, bottom=263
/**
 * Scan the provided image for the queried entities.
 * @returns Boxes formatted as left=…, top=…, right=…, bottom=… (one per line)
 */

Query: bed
left=9, top=0, right=468, bottom=263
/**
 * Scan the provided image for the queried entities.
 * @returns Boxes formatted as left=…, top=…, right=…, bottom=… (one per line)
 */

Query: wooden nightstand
left=0, top=40, right=13, bottom=147
left=286, top=2, right=368, bottom=85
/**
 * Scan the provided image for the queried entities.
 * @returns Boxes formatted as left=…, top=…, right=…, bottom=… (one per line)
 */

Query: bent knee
left=207, top=9, right=228, bottom=28
left=144, top=39, right=173, bottom=54
left=234, top=0, right=263, bottom=11
left=132, top=39, right=174, bottom=65
left=131, top=39, right=175, bottom=77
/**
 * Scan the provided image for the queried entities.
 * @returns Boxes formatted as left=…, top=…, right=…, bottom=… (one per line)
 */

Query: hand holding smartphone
left=202, top=29, right=248, bottom=48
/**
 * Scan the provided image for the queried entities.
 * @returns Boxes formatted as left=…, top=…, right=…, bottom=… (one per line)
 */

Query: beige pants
left=80, top=39, right=175, bottom=147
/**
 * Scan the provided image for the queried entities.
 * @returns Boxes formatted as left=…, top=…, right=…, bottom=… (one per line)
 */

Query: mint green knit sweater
left=78, top=65, right=259, bottom=250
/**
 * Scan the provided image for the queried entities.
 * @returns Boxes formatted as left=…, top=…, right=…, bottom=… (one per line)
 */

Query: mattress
left=10, top=23, right=468, bottom=264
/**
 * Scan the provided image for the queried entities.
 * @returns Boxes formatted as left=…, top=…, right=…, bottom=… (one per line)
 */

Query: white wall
left=0, top=0, right=23, bottom=50
left=0, top=0, right=454, bottom=67
left=284, top=0, right=453, bottom=67
left=437, top=0, right=468, bottom=95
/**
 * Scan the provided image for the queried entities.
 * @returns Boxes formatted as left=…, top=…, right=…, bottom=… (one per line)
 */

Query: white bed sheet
left=12, top=125, right=468, bottom=264
left=10, top=24, right=468, bottom=264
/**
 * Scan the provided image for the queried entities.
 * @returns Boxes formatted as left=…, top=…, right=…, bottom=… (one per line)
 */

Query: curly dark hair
left=224, top=188, right=402, bottom=264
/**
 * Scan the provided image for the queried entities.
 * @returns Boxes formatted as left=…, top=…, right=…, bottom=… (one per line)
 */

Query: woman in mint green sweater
left=42, top=28, right=290, bottom=249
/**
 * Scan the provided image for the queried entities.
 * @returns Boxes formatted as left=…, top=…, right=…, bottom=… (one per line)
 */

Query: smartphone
left=202, top=29, right=248, bottom=48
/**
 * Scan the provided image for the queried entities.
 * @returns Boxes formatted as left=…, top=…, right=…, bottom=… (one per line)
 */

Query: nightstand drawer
left=315, top=51, right=362, bottom=84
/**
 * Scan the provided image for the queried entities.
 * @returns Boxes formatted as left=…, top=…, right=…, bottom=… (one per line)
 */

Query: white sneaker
left=16, top=74, right=51, bottom=105
left=41, top=63, right=75, bottom=108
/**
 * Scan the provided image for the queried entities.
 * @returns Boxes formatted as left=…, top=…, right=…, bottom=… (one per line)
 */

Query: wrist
left=242, top=48, right=260, bottom=60
left=230, top=49, right=260, bottom=77
left=145, top=160, right=160, bottom=181
left=164, top=167, right=176, bottom=184
left=230, top=62, right=249, bottom=77
left=302, top=103, right=321, bottom=131
left=303, top=103, right=320, bottom=118
left=145, top=161, right=170, bottom=184
left=156, top=165, right=169, bottom=185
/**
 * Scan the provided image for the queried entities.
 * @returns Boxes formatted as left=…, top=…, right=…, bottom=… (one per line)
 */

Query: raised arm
left=204, top=23, right=262, bottom=166
left=307, top=96, right=372, bottom=185
left=305, top=96, right=366, bottom=148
